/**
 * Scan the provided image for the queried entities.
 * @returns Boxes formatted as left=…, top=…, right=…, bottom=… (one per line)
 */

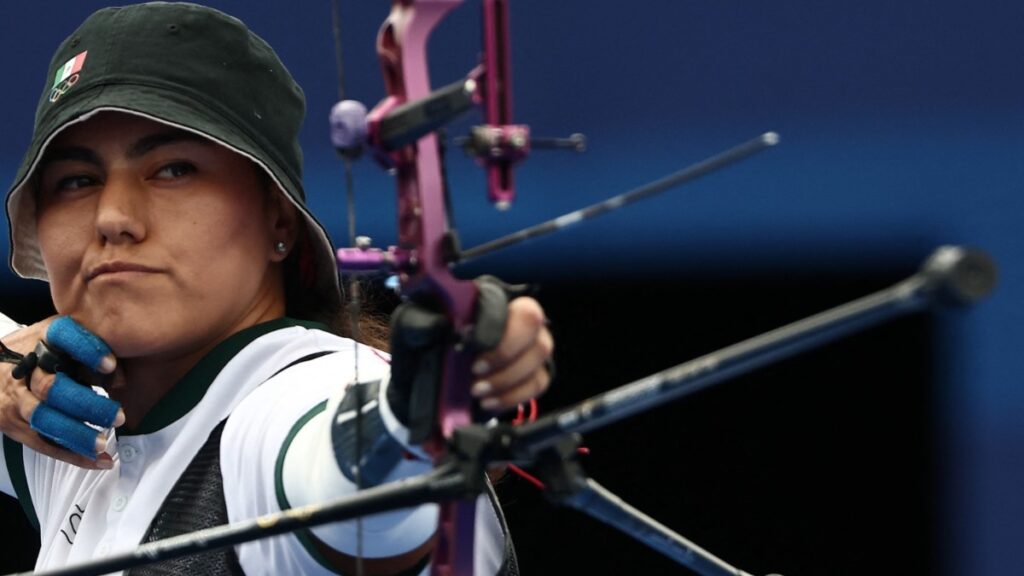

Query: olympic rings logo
left=49, top=73, right=80, bottom=103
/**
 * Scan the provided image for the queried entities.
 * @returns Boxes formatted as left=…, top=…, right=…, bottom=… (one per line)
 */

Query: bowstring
left=330, top=1, right=365, bottom=575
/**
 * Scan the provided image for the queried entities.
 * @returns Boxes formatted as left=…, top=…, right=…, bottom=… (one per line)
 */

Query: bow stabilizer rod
left=512, top=245, right=997, bottom=453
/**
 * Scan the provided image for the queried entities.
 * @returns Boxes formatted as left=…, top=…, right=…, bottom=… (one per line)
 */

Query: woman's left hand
left=469, top=296, right=553, bottom=412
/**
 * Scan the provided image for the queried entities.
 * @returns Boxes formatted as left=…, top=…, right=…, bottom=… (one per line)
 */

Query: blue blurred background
left=0, top=1, right=1021, bottom=574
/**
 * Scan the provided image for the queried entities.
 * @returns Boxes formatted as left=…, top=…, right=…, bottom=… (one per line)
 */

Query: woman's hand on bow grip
left=470, top=295, right=553, bottom=412
left=0, top=316, right=123, bottom=469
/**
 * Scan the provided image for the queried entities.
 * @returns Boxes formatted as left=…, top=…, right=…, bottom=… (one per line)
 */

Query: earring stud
left=275, top=241, right=287, bottom=254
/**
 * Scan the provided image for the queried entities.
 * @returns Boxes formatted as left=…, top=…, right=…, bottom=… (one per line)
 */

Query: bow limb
left=371, top=0, right=478, bottom=447
left=375, top=0, right=478, bottom=453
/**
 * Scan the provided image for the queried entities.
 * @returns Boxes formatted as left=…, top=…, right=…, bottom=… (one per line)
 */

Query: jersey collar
left=121, top=317, right=327, bottom=435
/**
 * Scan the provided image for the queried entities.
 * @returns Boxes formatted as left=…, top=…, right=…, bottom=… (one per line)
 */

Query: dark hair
left=250, top=164, right=392, bottom=350
left=281, top=245, right=390, bottom=349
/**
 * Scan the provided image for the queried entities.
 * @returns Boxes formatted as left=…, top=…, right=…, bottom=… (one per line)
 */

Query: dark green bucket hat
left=5, top=2, right=341, bottom=319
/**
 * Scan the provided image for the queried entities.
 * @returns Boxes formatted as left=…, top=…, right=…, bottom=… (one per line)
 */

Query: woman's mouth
left=86, top=261, right=161, bottom=281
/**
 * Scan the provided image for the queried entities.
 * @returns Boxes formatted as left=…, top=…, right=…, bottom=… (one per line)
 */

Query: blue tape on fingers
left=30, top=404, right=100, bottom=459
left=46, top=316, right=112, bottom=372
left=46, top=373, right=121, bottom=428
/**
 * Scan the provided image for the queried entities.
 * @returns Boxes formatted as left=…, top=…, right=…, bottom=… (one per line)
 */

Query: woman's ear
left=266, top=184, right=301, bottom=262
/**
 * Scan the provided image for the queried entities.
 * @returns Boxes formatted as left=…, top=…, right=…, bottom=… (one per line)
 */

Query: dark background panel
left=1, top=1, right=1020, bottom=574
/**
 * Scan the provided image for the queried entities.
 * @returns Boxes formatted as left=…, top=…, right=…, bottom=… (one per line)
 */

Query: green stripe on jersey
left=274, top=400, right=345, bottom=573
left=3, top=435, right=39, bottom=530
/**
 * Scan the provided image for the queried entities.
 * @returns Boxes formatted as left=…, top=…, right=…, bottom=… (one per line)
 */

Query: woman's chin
left=92, top=321, right=221, bottom=365
left=98, top=330, right=169, bottom=360
left=73, top=316, right=174, bottom=361
left=62, top=306, right=170, bottom=359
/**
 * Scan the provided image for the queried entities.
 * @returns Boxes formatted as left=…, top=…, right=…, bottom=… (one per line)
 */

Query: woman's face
left=35, top=112, right=294, bottom=361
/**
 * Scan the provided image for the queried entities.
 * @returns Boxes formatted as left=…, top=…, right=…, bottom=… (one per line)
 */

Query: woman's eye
left=154, top=162, right=196, bottom=179
left=54, top=175, right=97, bottom=192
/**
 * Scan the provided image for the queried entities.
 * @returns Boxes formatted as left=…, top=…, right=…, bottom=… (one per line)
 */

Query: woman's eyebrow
left=38, top=130, right=214, bottom=171
left=39, top=146, right=101, bottom=170
left=126, top=130, right=213, bottom=159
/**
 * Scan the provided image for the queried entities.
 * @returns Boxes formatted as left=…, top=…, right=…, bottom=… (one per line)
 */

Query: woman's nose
left=94, top=175, right=146, bottom=245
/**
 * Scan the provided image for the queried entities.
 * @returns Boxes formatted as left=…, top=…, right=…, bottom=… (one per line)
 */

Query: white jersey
left=0, top=318, right=508, bottom=575
left=0, top=313, right=19, bottom=338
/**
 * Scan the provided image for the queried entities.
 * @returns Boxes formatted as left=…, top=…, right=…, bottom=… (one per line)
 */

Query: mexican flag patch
left=49, top=50, right=88, bottom=103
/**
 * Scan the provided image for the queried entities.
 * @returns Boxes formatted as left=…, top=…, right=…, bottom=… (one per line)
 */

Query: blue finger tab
left=46, top=316, right=112, bottom=372
left=30, top=404, right=101, bottom=459
left=46, top=373, right=121, bottom=428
